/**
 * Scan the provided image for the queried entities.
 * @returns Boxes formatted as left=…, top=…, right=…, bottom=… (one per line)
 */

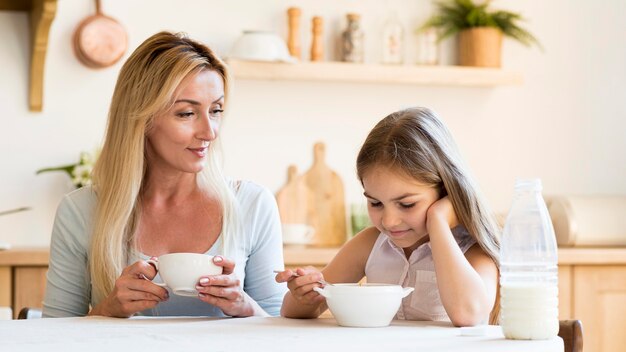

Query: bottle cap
left=514, top=178, right=542, bottom=192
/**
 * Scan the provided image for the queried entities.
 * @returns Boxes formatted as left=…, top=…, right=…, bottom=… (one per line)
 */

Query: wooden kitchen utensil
left=73, top=0, right=127, bottom=69
left=275, top=165, right=311, bottom=225
left=287, top=7, right=301, bottom=59
left=310, top=16, right=324, bottom=61
left=302, top=142, right=347, bottom=246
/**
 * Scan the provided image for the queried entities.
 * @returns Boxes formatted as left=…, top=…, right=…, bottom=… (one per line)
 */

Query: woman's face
left=147, top=69, right=224, bottom=175
left=362, top=165, right=440, bottom=251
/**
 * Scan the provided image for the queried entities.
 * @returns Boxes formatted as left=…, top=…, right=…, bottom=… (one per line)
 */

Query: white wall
left=1, top=0, right=625, bottom=246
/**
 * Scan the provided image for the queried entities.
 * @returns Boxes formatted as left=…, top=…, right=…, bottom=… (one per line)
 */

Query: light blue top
left=43, top=181, right=287, bottom=318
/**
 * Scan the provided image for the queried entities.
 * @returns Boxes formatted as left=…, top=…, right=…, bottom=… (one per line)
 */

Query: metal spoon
left=273, top=270, right=333, bottom=286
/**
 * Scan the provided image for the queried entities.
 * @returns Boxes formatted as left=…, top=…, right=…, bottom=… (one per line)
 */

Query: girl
left=275, top=107, right=500, bottom=326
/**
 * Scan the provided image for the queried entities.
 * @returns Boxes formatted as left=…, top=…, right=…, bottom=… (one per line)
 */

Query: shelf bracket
left=29, top=0, right=57, bottom=112
left=0, top=0, right=58, bottom=112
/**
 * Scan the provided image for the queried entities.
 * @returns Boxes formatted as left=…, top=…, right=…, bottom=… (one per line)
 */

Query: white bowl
left=314, top=284, right=414, bottom=327
left=228, top=30, right=296, bottom=63
left=282, top=223, right=315, bottom=245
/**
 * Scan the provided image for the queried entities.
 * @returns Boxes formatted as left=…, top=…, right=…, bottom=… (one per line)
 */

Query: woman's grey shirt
left=43, top=181, right=287, bottom=317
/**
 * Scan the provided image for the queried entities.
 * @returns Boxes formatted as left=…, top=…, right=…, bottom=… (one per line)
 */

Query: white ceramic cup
left=147, top=253, right=223, bottom=297
left=282, top=223, right=315, bottom=245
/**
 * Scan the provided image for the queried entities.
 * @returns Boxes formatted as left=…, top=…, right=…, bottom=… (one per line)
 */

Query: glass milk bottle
left=500, top=179, right=559, bottom=340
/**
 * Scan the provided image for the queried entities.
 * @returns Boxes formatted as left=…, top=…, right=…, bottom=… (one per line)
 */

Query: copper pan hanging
left=73, top=0, right=127, bottom=68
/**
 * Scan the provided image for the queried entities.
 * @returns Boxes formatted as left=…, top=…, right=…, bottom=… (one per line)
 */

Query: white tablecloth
left=0, top=316, right=562, bottom=352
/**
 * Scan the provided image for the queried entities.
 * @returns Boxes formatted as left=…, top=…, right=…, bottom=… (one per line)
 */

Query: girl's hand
left=89, top=259, right=169, bottom=318
left=426, top=196, right=459, bottom=230
left=196, top=256, right=253, bottom=317
left=275, top=267, right=325, bottom=306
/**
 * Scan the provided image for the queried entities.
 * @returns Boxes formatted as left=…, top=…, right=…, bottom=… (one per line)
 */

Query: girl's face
left=362, top=165, right=440, bottom=251
left=146, top=69, right=224, bottom=175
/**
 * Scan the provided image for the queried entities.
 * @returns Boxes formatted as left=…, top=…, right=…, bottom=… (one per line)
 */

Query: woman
left=43, top=31, right=286, bottom=318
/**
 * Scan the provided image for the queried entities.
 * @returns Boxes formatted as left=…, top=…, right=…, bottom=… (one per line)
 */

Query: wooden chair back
left=559, top=319, right=583, bottom=352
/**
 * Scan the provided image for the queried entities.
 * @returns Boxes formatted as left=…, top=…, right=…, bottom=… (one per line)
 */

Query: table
left=0, top=316, right=562, bottom=352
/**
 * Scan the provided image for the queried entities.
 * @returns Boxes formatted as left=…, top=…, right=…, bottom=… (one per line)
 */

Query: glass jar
left=341, top=13, right=364, bottom=63
left=381, top=11, right=404, bottom=64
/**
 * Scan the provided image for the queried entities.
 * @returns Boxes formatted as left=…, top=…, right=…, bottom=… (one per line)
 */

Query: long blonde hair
left=356, top=107, right=501, bottom=323
left=90, top=31, right=239, bottom=305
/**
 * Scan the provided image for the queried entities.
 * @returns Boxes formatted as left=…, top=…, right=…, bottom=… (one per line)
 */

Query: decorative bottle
left=381, top=11, right=404, bottom=64
left=341, top=13, right=364, bottom=63
left=500, top=178, right=559, bottom=340
left=416, top=28, right=439, bottom=65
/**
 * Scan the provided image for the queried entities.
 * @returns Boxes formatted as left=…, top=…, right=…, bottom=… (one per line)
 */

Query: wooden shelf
left=0, top=0, right=57, bottom=112
left=227, top=59, right=523, bottom=87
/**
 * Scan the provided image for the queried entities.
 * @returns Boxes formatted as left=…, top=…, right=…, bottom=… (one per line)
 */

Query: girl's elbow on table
left=447, top=303, right=489, bottom=327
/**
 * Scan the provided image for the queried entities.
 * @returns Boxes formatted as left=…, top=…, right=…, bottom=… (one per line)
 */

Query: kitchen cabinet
left=0, top=247, right=48, bottom=318
left=572, top=266, right=626, bottom=352
left=559, top=250, right=626, bottom=352
left=285, top=246, right=626, bottom=352
left=228, top=59, right=523, bottom=87
left=0, top=0, right=58, bottom=112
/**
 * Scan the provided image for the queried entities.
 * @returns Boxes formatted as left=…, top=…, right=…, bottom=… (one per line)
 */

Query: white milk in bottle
left=500, top=179, right=559, bottom=340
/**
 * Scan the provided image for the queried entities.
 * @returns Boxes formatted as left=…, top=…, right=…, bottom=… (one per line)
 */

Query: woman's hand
left=426, top=195, right=459, bottom=231
left=275, top=267, right=325, bottom=306
left=196, top=256, right=256, bottom=317
left=89, top=260, right=169, bottom=318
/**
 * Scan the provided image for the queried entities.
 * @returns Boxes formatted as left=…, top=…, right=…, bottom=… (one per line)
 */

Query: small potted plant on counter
left=419, top=0, right=541, bottom=67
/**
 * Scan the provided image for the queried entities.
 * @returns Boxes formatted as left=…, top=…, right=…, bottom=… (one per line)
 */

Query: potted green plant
left=420, top=0, right=541, bottom=67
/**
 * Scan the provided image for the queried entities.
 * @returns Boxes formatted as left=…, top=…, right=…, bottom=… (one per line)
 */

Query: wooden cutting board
left=302, top=142, right=347, bottom=247
left=275, top=165, right=311, bottom=224
left=275, top=142, right=347, bottom=247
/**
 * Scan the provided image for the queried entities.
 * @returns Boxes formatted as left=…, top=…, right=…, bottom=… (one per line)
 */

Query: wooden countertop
left=1, top=246, right=625, bottom=266
left=284, top=246, right=626, bottom=266
left=0, top=247, right=49, bottom=265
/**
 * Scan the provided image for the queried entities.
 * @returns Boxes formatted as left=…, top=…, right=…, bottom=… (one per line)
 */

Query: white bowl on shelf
left=228, top=30, right=296, bottom=63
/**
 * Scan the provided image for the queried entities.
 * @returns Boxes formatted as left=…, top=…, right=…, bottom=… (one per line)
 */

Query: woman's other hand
left=275, top=267, right=325, bottom=306
left=196, top=256, right=258, bottom=317
left=89, top=259, right=169, bottom=318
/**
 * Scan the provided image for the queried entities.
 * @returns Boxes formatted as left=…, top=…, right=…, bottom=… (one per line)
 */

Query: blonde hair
left=90, top=31, right=239, bottom=305
left=356, top=107, right=501, bottom=323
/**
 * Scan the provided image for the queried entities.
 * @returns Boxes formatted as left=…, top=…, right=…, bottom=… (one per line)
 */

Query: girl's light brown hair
left=89, top=31, right=239, bottom=305
left=356, top=107, right=501, bottom=323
